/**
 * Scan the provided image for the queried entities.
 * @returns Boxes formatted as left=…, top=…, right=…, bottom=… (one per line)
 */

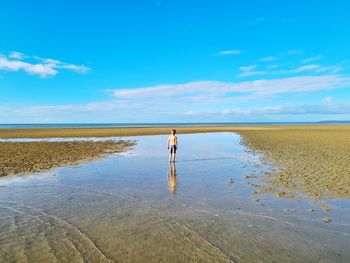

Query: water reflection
left=167, top=162, right=178, bottom=194
left=0, top=133, right=350, bottom=262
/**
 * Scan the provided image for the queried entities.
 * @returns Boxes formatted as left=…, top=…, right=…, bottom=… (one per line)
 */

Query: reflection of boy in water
left=167, top=129, right=178, bottom=163
left=168, top=162, right=177, bottom=194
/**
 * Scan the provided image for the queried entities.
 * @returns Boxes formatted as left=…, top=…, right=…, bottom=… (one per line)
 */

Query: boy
left=167, top=129, right=178, bottom=162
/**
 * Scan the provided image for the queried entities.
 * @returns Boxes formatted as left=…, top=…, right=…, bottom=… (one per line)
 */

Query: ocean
left=0, top=121, right=349, bottom=129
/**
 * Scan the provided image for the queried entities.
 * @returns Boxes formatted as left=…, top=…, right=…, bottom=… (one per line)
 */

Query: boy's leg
left=172, top=146, right=177, bottom=162
left=168, top=146, right=172, bottom=162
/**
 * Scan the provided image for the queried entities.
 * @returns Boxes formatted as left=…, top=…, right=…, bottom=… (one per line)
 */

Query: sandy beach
left=0, top=125, right=268, bottom=138
left=0, top=141, right=134, bottom=176
left=237, top=125, right=350, bottom=199
left=1, top=131, right=350, bottom=262
left=1, top=124, right=349, bottom=200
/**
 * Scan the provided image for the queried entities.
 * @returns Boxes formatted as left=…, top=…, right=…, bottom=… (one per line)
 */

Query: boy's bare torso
left=168, top=135, right=177, bottom=145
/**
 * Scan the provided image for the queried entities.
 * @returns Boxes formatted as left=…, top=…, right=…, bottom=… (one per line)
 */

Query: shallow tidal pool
left=0, top=133, right=349, bottom=262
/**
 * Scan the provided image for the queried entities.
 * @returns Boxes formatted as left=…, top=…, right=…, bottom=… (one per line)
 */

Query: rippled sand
left=238, top=125, right=350, bottom=199
left=0, top=125, right=271, bottom=138
left=1, top=185, right=348, bottom=263
left=1, top=133, right=349, bottom=262
left=0, top=141, right=134, bottom=176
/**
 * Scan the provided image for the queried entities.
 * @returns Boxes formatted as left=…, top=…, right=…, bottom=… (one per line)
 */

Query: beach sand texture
left=1, top=129, right=350, bottom=262
left=238, top=125, right=350, bottom=199
left=1, top=125, right=349, bottom=199
left=0, top=141, right=134, bottom=176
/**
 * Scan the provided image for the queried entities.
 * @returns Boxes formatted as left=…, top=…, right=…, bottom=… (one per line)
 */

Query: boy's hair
left=171, top=129, right=176, bottom=135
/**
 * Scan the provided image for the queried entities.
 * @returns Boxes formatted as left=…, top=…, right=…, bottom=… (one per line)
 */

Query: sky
left=1, top=0, right=350, bottom=123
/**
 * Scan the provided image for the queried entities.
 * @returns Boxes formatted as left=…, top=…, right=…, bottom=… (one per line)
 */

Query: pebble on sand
left=323, top=217, right=333, bottom=223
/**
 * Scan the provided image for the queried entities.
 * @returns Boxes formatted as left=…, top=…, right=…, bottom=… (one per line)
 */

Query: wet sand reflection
left=167, top=162, right=178, bottom=194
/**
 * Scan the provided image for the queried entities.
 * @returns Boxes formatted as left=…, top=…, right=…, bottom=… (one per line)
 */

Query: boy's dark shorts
left=170, top=145, right=177, bottom=154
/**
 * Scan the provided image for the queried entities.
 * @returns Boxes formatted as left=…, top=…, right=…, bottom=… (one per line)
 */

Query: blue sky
left=1, top=0, right=350, bottom=123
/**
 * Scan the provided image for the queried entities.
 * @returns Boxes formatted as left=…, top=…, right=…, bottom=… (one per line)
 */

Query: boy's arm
left=175, top=136, right=178, bottom=147
left=167, top=137, right=170, bottom=149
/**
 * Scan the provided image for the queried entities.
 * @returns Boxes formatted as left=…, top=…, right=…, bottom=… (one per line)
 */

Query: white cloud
left=267, top=64, right=278, bottom=69
left=282, top=64, right=343, bottom=75
left=26, top=101, right=130, bottom=114
left=112, top=75, right=350, bottom=101
left=284, top=64, right=320, bottom=73
left=26, top=63, right=58, bottom=77
left=301, top=55, right=323, bottom=63
left=8, top=75, right=346, bottom=119
left=322, top=96, right=334, bottom=104
left=0, top=57, right=58, bottom=77
left=56, top=64, right=90, bottom=73
left=238, top=64, right=266, bottom=77
left=0, top=52, right=90, bottom=77
left=314, top=65, right=343, bottom=74
left=3, top=74, right=350, bottom=122
left=9, top=51, right=24, bottom=60
left=217, top=50, right=242, bottom=56
left=185, top=103, right=350, bottom=116
left=259, top=56, right=278, bottom=62
left=238, top=70, right=266, bottom=77
left=239, top=65, right=257, bottom=71
left=286, top=50, right=303, bottom=55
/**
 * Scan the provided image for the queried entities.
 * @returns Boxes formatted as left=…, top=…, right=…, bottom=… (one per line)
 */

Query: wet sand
left=0, top=141, right=134, bottom=176
left=0, top=125, right=268, bottom=138
left=1, top=125, right=349, bottom=200
left=1, top=133, right=349, bottom=262
left=237, top=125, right=350, bottom=199
left=2, top=198, right=347, bottom=262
